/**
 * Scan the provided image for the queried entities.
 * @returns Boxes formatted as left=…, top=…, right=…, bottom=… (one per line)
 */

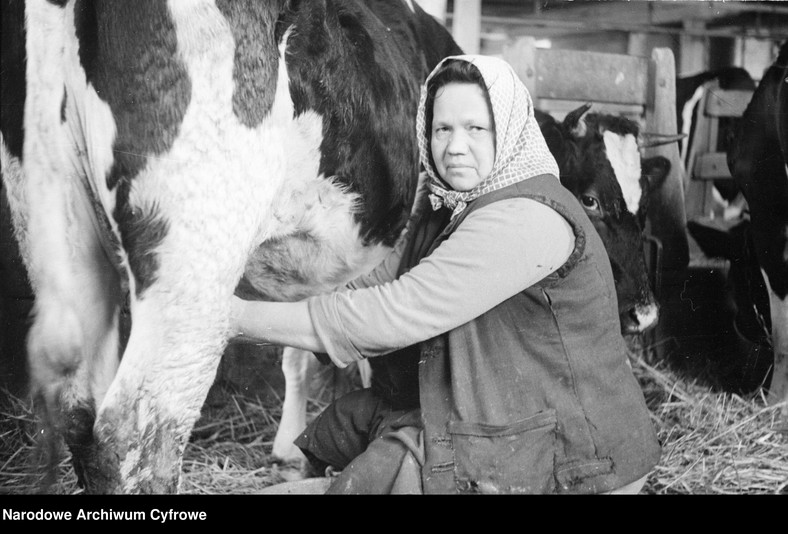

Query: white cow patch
left=0, top=141, right=28, bottom=262
left=602, top=131, right=642, bottom=215
left=680, top=84, right=705, bottom=165
left=762, top=268, right=788, bottom=416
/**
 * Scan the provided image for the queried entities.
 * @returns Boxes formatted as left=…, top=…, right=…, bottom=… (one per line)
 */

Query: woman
left=233, top=55, right=660, bottom=494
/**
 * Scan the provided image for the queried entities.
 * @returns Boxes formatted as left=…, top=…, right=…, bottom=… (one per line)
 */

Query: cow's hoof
left=271, top=441, right=306, bottom=464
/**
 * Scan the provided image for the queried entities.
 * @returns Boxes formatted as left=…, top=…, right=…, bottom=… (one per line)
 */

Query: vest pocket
left=448, top=410, right=558, bottom=494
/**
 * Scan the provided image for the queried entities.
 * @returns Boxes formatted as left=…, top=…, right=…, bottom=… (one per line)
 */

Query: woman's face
left=430, top=82, right=495, bottom=191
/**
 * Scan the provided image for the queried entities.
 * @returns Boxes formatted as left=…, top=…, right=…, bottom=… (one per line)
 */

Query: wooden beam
left=468, top=15, right=788, bottom=40
left=530, top=48, right=650, bottom=105
left=704, top=89, right=754, bottom=118
left=532, top=1, right=788, bottom=26
left=693, top=153, right=733, bottom=180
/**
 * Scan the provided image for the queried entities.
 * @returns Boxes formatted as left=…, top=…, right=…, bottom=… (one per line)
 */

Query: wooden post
left=643, top=47, right=691, bottom=365
left=679, top=20, right=707, bottom=76
left=413, top=0, right=447, bottom=23
left=452, top=0, right=481, bottom=55
left=627, top=33, right=648, bottom=57
left=503, top=36, right=538, bottom=97
left=644, top=47, right=689, bottom=275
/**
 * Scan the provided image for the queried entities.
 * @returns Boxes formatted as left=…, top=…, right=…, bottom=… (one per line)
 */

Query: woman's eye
left=580, top=195, right=600, bottom=210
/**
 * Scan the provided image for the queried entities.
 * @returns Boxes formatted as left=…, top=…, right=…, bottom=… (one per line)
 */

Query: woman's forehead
left=433, top=83, right=491, bottom=117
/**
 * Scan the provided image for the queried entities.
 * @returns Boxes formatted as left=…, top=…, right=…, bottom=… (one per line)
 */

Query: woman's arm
left=231, top=297, right=326, bottom=354
left=231, top=196, right=574, bottom=367
left=345, top=226, right=409, bottom=291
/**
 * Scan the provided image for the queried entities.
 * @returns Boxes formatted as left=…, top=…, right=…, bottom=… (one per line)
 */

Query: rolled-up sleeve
left=308, top=197, right=575, bottom=367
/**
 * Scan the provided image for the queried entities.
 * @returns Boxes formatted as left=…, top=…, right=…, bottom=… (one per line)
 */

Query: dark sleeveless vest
left=389, top=174, right=660, bottom=494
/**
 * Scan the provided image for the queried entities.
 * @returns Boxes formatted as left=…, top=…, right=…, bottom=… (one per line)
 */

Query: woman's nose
left=447, top=130, right=469, bottom=154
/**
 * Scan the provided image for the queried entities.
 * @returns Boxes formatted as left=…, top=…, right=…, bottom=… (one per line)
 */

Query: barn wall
left=460, top=1, right=786, bottom=81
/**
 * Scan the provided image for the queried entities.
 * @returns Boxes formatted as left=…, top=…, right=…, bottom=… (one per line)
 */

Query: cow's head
left=536, top=105, right=672, bottom=334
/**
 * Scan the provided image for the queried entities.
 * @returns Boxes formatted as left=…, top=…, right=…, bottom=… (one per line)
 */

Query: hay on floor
left=1, top=356, right=785, bottom=494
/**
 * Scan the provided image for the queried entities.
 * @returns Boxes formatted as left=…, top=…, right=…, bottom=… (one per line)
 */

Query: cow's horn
left=641, top=132, right=686, bottom=148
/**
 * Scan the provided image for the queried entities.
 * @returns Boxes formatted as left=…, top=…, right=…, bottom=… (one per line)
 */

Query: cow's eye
left=580, top=195, right=600, bottom=211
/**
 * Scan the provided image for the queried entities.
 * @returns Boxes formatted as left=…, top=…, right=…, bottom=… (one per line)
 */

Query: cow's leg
left=358, top=359, right=372, bottom=389
left=275, top=352, right=372, bottom=466
left=87, top=165, right=264, bottom=493
left=86, top=187, right=262, bottom=493
left=274, top=346, right=320, bottom=463
left=92, top=292, right=231, bottom=493
left=86, top=171, right=265, bottom=493
left=762, top=269, right=788, bottom=422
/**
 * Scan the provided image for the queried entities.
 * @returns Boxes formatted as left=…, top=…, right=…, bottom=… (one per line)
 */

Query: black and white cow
left=1, top=0, right=461, bottom=493
left=677, top=66, right=756, bottom=151
left=727, top=40, right=788, bottom=422
left=535, top=105, right=675, bottom=335
left=686, top=217, right=773, bottom=393
left=677, top=66, right=756, bottom=211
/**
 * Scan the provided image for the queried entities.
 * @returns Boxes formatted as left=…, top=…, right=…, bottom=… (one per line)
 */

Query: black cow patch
left=0, top=0, right=26, bottom=160
left=60, top=86, right=68, bottom=123
left=73, top=0, right=190, bottom=296
left=115, top=188, right=169, bottom=299
left=279, top=0, right=460, bottom=247
left=216, top=0, right=282, bottom=128
left=73, top=0, right=192, bottom=191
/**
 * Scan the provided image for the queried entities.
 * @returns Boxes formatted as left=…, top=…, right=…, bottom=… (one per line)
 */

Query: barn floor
left=0, top=341, right=785, bottom=495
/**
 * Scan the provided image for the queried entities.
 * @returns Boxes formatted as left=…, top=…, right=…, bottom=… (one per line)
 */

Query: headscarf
left=416, top=55, right=559, bottom=218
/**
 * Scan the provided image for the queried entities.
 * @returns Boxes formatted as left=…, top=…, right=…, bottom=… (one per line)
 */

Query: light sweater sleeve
left=308, top=197, right=576, bottom=367
left=344, top=226, right=409, bottom=290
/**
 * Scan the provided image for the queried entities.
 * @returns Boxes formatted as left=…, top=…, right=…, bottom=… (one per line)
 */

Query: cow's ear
left=563, top=103, right=592, bottom=138
left=637, top=156, right=672, bottom=226
left=640, top=156, right=671, bottom=194
left=535, top=109, right=567, bottom=165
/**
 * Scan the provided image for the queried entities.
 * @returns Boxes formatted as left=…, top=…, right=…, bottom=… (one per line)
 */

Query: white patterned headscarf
left=417, top=55, right=559, bottom=218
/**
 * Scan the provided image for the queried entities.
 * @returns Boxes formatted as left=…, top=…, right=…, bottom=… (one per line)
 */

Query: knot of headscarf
left=427, top=188, right=468, bottom=218
left=416, top=55, right=559, bottom=219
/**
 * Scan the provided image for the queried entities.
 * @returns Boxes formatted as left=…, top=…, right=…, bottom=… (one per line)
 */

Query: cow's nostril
left=632, top=304, right=658, bottom=332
